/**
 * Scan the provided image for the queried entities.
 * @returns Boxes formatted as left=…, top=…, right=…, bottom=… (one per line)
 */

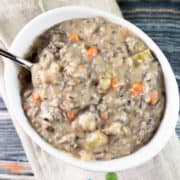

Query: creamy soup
left=20, top=17, right=165, bottom=160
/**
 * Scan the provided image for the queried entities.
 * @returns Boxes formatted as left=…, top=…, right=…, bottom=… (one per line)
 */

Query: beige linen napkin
left=0, top=1, right=180, bottom=179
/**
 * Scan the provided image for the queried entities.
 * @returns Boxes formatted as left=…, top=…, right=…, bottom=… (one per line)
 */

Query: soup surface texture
left=20, top=17, right=165, bottom=160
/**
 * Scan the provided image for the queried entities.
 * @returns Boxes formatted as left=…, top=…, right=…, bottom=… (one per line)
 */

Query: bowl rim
left=4, top=6, right=180, bottom=172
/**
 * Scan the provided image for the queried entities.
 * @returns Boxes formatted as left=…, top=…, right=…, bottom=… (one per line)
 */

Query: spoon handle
left=0, top=48, right=32, bottom=69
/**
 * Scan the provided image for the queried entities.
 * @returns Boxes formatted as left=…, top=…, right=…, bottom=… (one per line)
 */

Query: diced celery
left=106, top=68, right=116, bottom=77
left=99, top=77, right=111, bottom=90
left=132, top=49, right=153, bottom=63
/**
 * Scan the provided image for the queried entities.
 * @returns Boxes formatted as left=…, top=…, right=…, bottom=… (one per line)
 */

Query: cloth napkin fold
left=0, top=1, right=180, bottom=179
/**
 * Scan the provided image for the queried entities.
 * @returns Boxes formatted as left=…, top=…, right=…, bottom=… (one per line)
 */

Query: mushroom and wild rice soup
left=20, top=17, right=165, bottom=160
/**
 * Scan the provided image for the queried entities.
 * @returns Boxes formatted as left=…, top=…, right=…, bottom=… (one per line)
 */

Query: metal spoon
left=0, top=48, right=33, bottom=70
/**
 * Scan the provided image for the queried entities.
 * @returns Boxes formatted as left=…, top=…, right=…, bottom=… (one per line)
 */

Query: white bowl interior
left=4, top=6, right=179, bottom=172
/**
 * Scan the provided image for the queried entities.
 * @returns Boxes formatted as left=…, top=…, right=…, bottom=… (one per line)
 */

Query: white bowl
left=4, top=6, right=179, bottom=172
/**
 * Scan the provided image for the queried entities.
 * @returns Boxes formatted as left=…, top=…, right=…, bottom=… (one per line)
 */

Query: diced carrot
left=149, top=89, right=159, bottom=105
left=1, top=162, right=25, bottom=174
left=86, top=46, right=98, bottom=59
left=100, top=112, right=109, bottom=121
left=131, top=82, right=144, bottom=95
left=110, top=77, right=121, bottom=90
left=67, top=111, right=76, bottom=121
left=32, top=91, right=41, bottom=103
left=69, top=33, right=79, bottom=42
left=119, top=27, right=128, bottom=38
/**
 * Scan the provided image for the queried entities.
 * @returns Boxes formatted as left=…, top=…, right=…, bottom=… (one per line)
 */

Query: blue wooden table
left=0, top=0, right=179, bottom=179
